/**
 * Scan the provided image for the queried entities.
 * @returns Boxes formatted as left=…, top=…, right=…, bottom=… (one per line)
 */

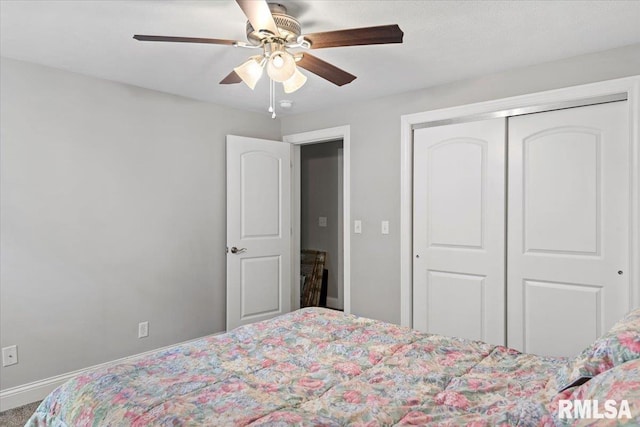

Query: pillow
left=551, top=307, right=640, bottom=392
left=548, top=359, right=640, bottom=426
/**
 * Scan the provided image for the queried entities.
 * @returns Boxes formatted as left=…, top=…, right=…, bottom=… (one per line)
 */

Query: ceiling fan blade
left=220, top=70, right=242, bottom=85
left=235, top=0, right=281, bottom=37
left=304, top=24, right=404, bottom=49
left=296, top=53, right=356, bottom=87
left=133, top=35, right=239, bottom=45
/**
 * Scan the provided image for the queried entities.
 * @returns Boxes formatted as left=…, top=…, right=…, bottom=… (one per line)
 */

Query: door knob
left=230, top=247, right=247, bottom=254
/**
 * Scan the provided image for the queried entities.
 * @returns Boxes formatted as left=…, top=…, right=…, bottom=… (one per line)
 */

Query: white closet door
left=413, top=118, right=506, bottom=346
left=507, top=101, right=629, bottom=357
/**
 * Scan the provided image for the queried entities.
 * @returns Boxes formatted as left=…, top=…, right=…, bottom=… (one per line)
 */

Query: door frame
left=400, top=76, right=640, bottom=328
left=284, top=125, right=351, bottom=313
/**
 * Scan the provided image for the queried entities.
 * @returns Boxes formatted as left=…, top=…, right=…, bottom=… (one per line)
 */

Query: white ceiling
left=2, top=0, right=639, bottom=116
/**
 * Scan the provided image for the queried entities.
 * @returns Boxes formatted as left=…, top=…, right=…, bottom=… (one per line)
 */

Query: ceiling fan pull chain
left=268, top=77, right=273, bottom=114
left=269, top=78, right=276, bottom=119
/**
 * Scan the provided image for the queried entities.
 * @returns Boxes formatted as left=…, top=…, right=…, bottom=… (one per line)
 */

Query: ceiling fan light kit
left=283, top=68, right=307, bottom=94
left=233, top=55, right=265, bottom=90
left=265, top=45, right=296, bottom=82
left=133, top=0, right=404, bottom=117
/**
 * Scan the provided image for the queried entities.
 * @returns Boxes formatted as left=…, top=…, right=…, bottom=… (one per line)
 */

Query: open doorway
left=300, top=140, right=344, bottom=310
left=284, top=125, right=351, bottom=314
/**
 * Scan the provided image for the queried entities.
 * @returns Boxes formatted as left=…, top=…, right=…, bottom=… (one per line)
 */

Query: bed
left=27, top=307, right=640, bottom=426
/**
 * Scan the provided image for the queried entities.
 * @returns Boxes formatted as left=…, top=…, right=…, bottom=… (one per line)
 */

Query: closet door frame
left=400, top=76, right=640, bottom=328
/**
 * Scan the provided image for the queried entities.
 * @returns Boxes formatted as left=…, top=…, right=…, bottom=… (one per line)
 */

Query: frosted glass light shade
left=234, top=56, right=264, bottom=90
left=266, top=51, right=296, bottom=82
left=283, top=68, right=307, bottom=93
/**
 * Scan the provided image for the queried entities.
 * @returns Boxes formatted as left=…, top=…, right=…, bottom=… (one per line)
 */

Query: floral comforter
left=27, top=308, right=566, bottom=426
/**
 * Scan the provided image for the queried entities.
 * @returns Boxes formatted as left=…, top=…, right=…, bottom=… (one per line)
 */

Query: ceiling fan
left=133, top=0, right=403, bottom=115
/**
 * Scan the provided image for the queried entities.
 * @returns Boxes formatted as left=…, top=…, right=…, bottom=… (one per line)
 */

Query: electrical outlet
left=354, top=220, right=362, bottom=234
left=2, top=345, right=18, bottom=367
left=138, top=321, right=149, bottom=338
left=318, top=216, right=327, bottom=227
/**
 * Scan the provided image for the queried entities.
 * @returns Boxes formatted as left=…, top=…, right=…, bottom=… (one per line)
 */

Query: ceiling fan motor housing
left=246, top=4, right=301, bottom=45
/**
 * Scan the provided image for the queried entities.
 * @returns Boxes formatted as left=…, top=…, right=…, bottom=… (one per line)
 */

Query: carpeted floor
left=0, top=401, right=41, bottom=427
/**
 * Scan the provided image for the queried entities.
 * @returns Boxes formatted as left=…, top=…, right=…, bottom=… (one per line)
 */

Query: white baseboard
left=0, top=369, right=77, bottom=412
left=0, top=333, right=221, bottom=412
left=325, top=296, right=343, bottom=310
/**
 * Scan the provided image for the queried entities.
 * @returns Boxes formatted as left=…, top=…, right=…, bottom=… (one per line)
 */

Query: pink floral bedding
left=26, top=308, right=584, bottom=426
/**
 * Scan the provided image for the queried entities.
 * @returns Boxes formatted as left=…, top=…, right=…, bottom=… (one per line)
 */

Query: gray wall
left=1, top=43, right=639, bottom=393
left=301, top=141, right=343, bottom=302
left=281, top=43, right=640, bottom=325
left=0, top=58, right=280, bottom=390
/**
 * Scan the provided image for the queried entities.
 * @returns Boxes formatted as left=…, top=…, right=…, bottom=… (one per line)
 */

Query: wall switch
left=318, top=216, right=327, bottom=227
left=138, top=321, right=149, bottom=338
left=354, top=220, right=362, bottom=234
left=381, top=220, right=390, bottom=235
left=2, top=345, right=18, bottom=367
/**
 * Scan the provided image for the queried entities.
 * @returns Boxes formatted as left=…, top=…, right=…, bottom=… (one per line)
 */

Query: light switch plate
left=381, top=220, right=389, bottom=234
left=138, top=321, right=149, bottom=338
left=354, top=220, right=362, bottom=234
left=318, top=216, right=327, bottom=227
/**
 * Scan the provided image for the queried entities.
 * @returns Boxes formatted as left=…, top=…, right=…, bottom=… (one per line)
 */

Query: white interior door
left=226, top=135, right=291, bottom=330
left=507, top=101, right=630, bottom=357
left=413, top=118, right=506, bottom=346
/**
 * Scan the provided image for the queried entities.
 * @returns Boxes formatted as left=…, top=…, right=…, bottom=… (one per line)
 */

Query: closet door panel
left=522, top=280, right=601, bottom=357
left=427, top=141, right=484, bottom=248
left=508, top=101, right=629, bottom=357
left=426, top=271, right=485, bottom=340
left=413, top=118, right=506, bottom=346
left=523, top=130, right=599, bottom=254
